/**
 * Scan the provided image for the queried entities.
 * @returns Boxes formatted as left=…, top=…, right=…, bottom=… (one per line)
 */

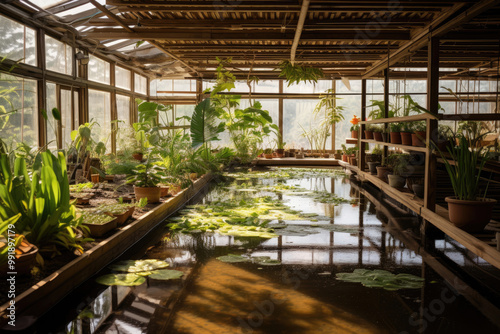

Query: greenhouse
left=1, top=0, right=500, bottom=333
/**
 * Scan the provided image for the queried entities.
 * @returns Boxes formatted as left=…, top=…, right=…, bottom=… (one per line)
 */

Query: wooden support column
left=279, top=79, right=283, bottom=143
left=424, top=37, right=439, bottom=212
left=331, top=79, right=336, bottom=151
left=110, top=63, right=117, bottom=154
left=383, top=69, right=389, bottom=160
left=359, top=79, right=367, bottom=170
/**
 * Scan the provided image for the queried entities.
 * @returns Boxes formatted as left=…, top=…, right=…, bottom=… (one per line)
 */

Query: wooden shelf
left=341, top=164, right=500, bottom=271
left=360, top=113, right=437, bottom=125
left=345, top=138, right=358, bottom=144
left=360, top=139, right=428, bottom=153
left=439, top=113, right=500, bottom=121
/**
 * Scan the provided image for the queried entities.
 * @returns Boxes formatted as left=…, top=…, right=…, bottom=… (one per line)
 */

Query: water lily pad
left=96, top=273, right=145, bottom=286
left=148, top=269, right=184, bottom=280
left=216, top=254, right=251, bottom=263
left=336, top=269, right=424, bottom=291
left=109, top=259, right=169, bottom=273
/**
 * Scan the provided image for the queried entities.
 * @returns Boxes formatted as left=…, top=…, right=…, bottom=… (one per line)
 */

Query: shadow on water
left=19, top=168, right=500, bottom=334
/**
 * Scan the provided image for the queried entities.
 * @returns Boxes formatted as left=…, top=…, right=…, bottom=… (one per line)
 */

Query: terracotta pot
left=373, top=132, right=383, bottom=142
left=276, top=149, right=284, bottom=156
left=134, top=186, right=161, bottom=204
left=1, top=237, right=38, bottom=277
left=342, top=154, right=348, bottom=162
left=105, top=175, right=115, bottom=182
left=264, top=154, right=273, bottom=159
left=400, top=132, right=412, bottom=146
left=83, top=218, right=118, bottom=237
left=351, top=130, right=359, bottom=139
left=295, top=153, right=304, bottom=159
left=388, top=174, right=406, bottom=188
left=322, top=153, right=330, bottom=158
left=412, top=131, right=426, bottom=147
left=390, top=132, right=402, bottom=144
left=367, top=161, right=380, bottom=174
left=334, top=153, right=341, bottom=159
left=132, top=153, right=144, bottom=161
left=112, top=206, right=135, bottom=226
left=376, top=166, right=391, bottom=182
left=160, top=186, right=170, bottom=197
left=91, top=174, right=100, bottom=184
left=445, top=197, right=497, bottom=232
left=364, top=131, right=374, bottom=140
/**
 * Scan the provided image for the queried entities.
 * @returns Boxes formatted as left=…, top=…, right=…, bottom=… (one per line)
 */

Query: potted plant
left=372, top=125, right=384, bottom=142
left=389, top=123, right=402, bottom=144
left=341, top=144, right=348, bottom=162
left=387, top=154, right=410, bottom=188
left=364, top=124, right=375, bottom=140
left=263, top=148, right=273, bottom=159
left=376, top=154, right=391, bottom=182
left=400, top=123, right=413, bottom=146
left=411, top=121, right=426, bottom=147
left=69, top=182, right=94, bottom=205
left=127, top=161, right=165, bottom=204
left=334, top=149, right=342, bottom=160
left=436, top=124, right=497, bottom=232
left=350, top=115, right=360, bottom=139
left=367, top=146, right=383, bottom=174
left=272, top=125, right=286, bottom=158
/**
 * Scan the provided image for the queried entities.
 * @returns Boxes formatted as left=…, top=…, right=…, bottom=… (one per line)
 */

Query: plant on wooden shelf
left=372, top=125, right=384, bottom=142
left=386, top=153, right=410, bottom=188
left=350, top=115, right=360, bottom=139
left=400, top=123, right=413, bottom=146
left=263, top=148, right=273, bottom=159
left=411, top=121, right=427, bottom=147
left=435, top=123, right=497, bottom=232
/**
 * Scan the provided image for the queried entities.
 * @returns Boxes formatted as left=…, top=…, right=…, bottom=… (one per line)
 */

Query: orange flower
left=350, top=115, right=360, bottom=125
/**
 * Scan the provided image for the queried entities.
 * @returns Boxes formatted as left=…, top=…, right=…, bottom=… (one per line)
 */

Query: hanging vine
left=278, top=60, right=324, bottom=87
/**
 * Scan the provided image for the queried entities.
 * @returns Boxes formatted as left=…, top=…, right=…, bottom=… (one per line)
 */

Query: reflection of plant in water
left=336, top=269, right=424, bottom=291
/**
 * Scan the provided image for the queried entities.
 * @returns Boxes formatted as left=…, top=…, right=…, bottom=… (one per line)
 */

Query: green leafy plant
left=387, top=153, right=410, bottom=176
left=190, top=98, right=225, bottom=149
left=435, top=123, right=492, bottom=200
left=127, top=160, right=165, bottom=187
left=279, top=60, right=323, bottom=86
left=350, top=124, right=359, bottom=132
left=389, top=123, right=402, bottom=132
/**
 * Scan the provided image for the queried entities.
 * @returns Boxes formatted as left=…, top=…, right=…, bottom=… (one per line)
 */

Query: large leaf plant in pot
left=436, top=122, right=496, bottom=232
left=386, top=153, right=410, bottom=188
left=127, top=159, right=165, bottom=204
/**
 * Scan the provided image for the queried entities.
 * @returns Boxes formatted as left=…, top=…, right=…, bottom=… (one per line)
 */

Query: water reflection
left=50, top=169, right=500, bottom=334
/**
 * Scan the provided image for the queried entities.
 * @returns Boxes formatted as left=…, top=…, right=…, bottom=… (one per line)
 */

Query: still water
left=33, top=168, right=500, bottom=333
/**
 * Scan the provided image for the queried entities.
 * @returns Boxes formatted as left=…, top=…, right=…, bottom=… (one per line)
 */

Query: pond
left=31, top=168, right=500, bottom=334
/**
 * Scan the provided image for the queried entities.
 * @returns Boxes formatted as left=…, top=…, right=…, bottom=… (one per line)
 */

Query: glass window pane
left=0, top=73, right=38, bottom=148
left=88, top=89, right=111, bottom=152
left=134, top=74, right=147, bottom=94
left=88, top=56, right=110, bottom=84
left=283, top=99, right=331, bottom=151
left=174, top=104, right=194, bottom=127
left=73, top=91, right=79, bottom=130
left=283, top=80, right=332, bottom=94
left=115, top=66, right=131, bottom=90
left=45, top=35, right=72, bottom=75
left=45, top=82, right=57, bottom=150
left=0, top=15, right=37, bottom=66
left=253, top=80, right=279, bottom=93
left=61, top=90, right=73, bottom=148
left=335, top=95, right=361, bottom=150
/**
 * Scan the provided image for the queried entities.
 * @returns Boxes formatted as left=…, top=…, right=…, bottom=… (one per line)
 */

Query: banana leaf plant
left=190, top=98, right=225, bottom=149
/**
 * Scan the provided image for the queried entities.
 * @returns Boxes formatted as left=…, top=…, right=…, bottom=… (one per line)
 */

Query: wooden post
left=359, top=79, right=367, bottom=170
left=383, top=69, right=389, bottom=160
left=110, top=62, right=117, bottom=154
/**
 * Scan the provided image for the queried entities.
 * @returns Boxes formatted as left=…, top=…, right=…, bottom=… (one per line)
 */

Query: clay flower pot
left=390, top=132, right=402, bottom=144
left=364, top=131, right=374, bottom=140
left=134, top=186, right=161, bottom=204
left=388, top=174, right=406, bottom=188
left=276, top=149, right=284, bottom=158
left=400, top=132, right=412, bottom=146
left=91, top=174, right=100, bottom=184
left=376, top=166, right=391, bottom=182
left=445, top=197, right=497, bottom=232
left=412, top=131, right=426, bottom=147
left=264, top=154, right=273, bottom=159
left=351, top=130, right=359, bottom=139
left=367, top=161, right=380, bottom=174
left=373, top=132, right=383, bottom=142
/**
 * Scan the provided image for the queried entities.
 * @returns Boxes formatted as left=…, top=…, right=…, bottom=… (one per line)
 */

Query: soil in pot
left=388, top=174, right=406, bottom=188
left=376, top=166, right=391, bottom=182
left=134, top=186, right=161, bottom=204
left=390, top=132, right=402, bottom=144
left=400, top=132, right=412, bottom=146
left=445, top=197, right=497, bottom=232
left=367, top=161, right=380, bottom=174
left=373, top=132, right=383, bottom=142
left=412, top=131, right=426, bottom=147
left=364, top=131, right=374, bottom=140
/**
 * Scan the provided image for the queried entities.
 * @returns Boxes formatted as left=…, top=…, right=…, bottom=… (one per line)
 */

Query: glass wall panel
left=61, top=89, right=72, bottom=147
left=46, top=82, right=57, bottom=150
left=88, top=56, right=110, bottom=84
left=45, top=35, right=73, bottom=75
left=115, top=66, right=131, bottom=90
left=134, top=74, right=147, bottom=94
left=0, top=73, right=38, bottom=148
left=335, top=95, right=361, bottom=150
left=88, top=89, right=111, bottom=152
left=283, top=80, right=332, bottom=94
left=0, top=15, right=37, bottom=66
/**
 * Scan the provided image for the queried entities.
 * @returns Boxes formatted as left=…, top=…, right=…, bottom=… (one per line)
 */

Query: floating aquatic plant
left=96, top=273, right=145, bottom=286
left=335, top=269, right=424, bottom=291
left=148, top=269, right=184, bottom=280
left=109, top=259, right=169, bottom=273
left=217, top=254, right=281, bottom=266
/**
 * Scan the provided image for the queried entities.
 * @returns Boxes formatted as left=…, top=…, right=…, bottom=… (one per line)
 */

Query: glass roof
left=26, top=0, right=66, bottom=9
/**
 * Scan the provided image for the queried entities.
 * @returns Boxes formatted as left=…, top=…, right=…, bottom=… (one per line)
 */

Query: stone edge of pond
left=0, top=173, right=213, bottom=328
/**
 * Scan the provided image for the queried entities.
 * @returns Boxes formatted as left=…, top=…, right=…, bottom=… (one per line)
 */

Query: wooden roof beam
left=362, top=0, right=500, bottom=78
left=88, top=0, right=200, bottom=77
left=83, top=29, right=411, bottom=41
left=291, top=0, right=310, bottom=64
